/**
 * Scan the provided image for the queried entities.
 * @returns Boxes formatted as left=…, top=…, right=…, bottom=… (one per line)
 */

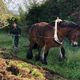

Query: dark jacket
left=10, top=26, right=21, bottom=36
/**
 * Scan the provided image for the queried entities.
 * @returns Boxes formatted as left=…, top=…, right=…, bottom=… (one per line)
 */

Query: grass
left=0, top=32, right=80, bottom=80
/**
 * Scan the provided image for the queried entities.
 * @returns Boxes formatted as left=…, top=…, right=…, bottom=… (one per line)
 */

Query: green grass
left=0, top=32, right=80, bottom=80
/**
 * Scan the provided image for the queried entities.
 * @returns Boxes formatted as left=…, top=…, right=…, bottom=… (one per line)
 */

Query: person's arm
left=18, top=27, right=21, bottom=36
left=9, top=28, right=12, bottom=34
left=19, top=28, right=21, bottom=35
left=9, top=27, right=14, bottom=36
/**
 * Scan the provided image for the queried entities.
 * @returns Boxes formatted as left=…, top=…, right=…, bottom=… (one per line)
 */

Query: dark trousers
left=12, top=35, right=19, bottom=48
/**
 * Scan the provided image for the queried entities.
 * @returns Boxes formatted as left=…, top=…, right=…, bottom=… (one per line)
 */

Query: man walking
left=10, top=21, right=21, bottom=50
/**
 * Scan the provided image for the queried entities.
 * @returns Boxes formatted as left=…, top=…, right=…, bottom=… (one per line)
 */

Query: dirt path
left=0, top=48, right=68, bottom=80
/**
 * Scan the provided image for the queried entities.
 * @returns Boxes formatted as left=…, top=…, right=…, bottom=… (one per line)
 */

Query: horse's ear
left=57, top=17, right=59, bottom=19
left=58, top=21, right=63, bottom=25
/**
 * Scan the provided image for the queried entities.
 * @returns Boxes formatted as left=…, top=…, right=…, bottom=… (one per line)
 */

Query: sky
left=3, top=0, right=45, bottom=15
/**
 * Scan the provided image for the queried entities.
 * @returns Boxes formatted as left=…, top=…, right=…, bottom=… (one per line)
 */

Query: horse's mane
left=49, top=21, right=55, bottom=26
left=60, top=20, right=80, bottom=28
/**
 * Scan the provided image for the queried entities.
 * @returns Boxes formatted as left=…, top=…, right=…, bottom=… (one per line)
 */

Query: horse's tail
left=26, top=25, right=34, bottom=35
left=26, top=24, right=37, bottom=38
left=26, top=25, right=31, bottom=34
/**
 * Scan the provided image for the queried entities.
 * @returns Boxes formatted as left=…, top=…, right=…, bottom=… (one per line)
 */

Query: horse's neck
left=57, top=26, right=69, bottom=41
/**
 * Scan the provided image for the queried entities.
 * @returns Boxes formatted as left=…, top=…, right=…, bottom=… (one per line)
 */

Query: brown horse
left=27, top=19, right=80, bottom=64
left=60, top=20, right=80, bottom=46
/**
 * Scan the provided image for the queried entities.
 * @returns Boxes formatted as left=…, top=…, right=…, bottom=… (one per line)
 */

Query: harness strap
left=54, top=17, right=62, bottom=45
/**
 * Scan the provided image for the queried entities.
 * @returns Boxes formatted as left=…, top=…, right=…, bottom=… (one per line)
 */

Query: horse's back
left=29, top=22, right=54, bottom=46
left=34, top=22, right=49, bottom=27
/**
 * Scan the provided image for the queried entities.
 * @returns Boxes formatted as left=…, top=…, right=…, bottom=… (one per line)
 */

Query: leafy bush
left=24, top=0, right=80, bottom=26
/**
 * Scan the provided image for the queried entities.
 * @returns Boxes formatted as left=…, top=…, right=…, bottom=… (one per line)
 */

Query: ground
left=0, top=32, right=80, bottom=80
left=0, top=48, right=67, bottom=80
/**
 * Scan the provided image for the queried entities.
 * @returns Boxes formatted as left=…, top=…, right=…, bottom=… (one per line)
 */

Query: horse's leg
left=59, top=46, right=66, bottom=61
left=26, top=42, right=34, bottom=59
left=35, top=46, right=41, bottom=61
left=43, top=50, right=49, bottom=65
left=40, top=46, right=49, bottom=65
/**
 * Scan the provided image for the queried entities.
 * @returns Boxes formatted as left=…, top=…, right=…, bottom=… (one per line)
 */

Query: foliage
left=26, top=0, right=59, bottom=25
left=24, top=0, right=80, bottom=25
left=0, top=0, right=15, bottom=30
left=2, top=17, right=18, bottom=32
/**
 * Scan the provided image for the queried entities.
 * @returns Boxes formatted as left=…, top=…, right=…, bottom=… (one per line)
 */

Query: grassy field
left=0, top=32, right=80, bottom=80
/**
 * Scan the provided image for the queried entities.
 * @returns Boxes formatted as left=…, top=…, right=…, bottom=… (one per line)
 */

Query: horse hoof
left=26, top=55, right=33, bottom=59
left=58, top=56, right=66, bottom=61
left=35, top=54, right=40, bottom=61
left=41, top=59, right=47, bottom=65
left=26, top=53, right=33, bottom=59
left=58, top=56, right=63, bottom=61
left=59, top=58, right=63, bottom=61
left=42, top=61, right=47, bottom=65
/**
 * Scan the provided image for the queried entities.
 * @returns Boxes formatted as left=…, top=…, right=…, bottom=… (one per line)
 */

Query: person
left=9, top=21, right=21, bottom=50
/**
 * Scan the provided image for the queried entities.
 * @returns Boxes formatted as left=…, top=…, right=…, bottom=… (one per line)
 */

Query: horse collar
left=54, top=17, right=62, bottom=44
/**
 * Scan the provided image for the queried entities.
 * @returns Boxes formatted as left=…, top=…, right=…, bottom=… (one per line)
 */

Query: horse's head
left=70, top=30, right=79, bottom=47
left=60, top=20, right=80, bottom=47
